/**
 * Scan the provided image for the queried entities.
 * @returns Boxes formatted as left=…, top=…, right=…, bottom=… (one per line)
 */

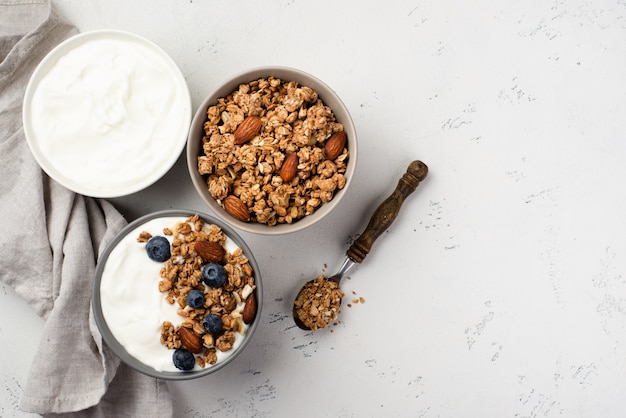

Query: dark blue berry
left=202, top=313, right=222, bottom=334
left=186, top=289, right=205, bottom=309
left=172, top=348, right=195, bottom=371
left=145, top=236, right=171, bottom=262
left=202, top=263, right=227, bottom=288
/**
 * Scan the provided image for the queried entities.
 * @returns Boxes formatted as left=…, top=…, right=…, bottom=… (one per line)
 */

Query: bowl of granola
left=187, top=66, right=357, bottom=234
left=93, top=209, right=262, bottom=380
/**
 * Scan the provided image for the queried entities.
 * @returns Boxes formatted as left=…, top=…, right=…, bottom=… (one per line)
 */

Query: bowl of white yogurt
left=93, top=209, right=263, bottom=380
left=23, top=30, right=191, bottom=198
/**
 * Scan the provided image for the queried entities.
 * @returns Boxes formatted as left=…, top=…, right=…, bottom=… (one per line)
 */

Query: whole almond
left=242, top=292, right=257, bottom=324
left=324, top=131, right=347, bottom=160
left=223, top=195, right=250, bottom=222
left=177, top=327, right=203, bottom=354
left=279, top=152, right=298, bottom=182
left=194, top=240, right=225, bottom=263
left=234, top=116, right=262, bottom=145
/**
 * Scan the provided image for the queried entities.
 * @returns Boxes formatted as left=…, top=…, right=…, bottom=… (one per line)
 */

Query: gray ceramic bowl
left=93, top=209, right=262, bottom=380
left=186, top=66, right=357, bottom=235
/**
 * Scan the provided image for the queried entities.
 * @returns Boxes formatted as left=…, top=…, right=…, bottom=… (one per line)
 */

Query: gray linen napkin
left=0, top=1, right=173, bottom=416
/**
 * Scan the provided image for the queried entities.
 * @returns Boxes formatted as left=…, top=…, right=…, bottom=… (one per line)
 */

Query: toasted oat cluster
left=138, top=214, right=256, bottom=369
left=197, top=77, right=349, bottom=225
left=293, top=275, right=344, bottom=331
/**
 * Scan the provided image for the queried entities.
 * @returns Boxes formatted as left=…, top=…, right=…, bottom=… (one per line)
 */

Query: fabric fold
left=0, top=1, right=173, bottom=416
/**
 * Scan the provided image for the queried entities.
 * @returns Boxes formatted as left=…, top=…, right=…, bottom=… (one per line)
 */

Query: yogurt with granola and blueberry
left=99, top=214, right=257, bottom=372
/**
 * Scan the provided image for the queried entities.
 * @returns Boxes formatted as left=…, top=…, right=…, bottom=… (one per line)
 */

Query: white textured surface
left=3, top=0, right=626, bottom=416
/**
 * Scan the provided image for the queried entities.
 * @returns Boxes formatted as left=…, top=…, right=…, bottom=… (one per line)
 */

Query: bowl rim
left=22, top=29, right=192, bottom=198
left=92, top=209, right=263, bottom=380
left=186, top=65, right=357, bottom=235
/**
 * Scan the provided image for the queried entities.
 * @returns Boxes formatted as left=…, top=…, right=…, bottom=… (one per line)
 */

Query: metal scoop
left=293, top=160, right=428, bottom=330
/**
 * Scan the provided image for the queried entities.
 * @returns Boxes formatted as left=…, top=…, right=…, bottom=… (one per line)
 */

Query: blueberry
left=172, top=348, right=195, bottom=371
left=202, top=313, right=222, bottom=334
left=145, top=236, right=171, bottom=262
left=201, top=263, right=227, bottom=288
left=186, top=289, right=205, bottom=309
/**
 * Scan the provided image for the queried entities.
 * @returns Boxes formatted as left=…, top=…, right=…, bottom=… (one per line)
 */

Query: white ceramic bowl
left=23, top=30, right=191, bottom=198
left=186, top=66, right=357, bottom=235
left=92, top=209, right=263, bottom=380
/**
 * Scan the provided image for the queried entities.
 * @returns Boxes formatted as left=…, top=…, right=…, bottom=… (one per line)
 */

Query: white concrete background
left=2, top=0, right=626, bottom=416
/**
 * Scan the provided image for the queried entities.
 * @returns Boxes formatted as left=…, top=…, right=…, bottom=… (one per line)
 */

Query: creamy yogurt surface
left=100, top=217, right=247, bottom=372
left=25, top=32, right=190, bottom=197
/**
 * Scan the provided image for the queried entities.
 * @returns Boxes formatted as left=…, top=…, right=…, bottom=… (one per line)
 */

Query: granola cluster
left=197, top=77, right=349, bottom=225
left=137, top=214, right=256, bottom=369
left=293, top=275, right=344, bottom=331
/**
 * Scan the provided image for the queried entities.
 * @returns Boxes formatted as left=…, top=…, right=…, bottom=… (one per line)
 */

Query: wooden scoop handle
left=346, top=160, right=428, bottom=264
